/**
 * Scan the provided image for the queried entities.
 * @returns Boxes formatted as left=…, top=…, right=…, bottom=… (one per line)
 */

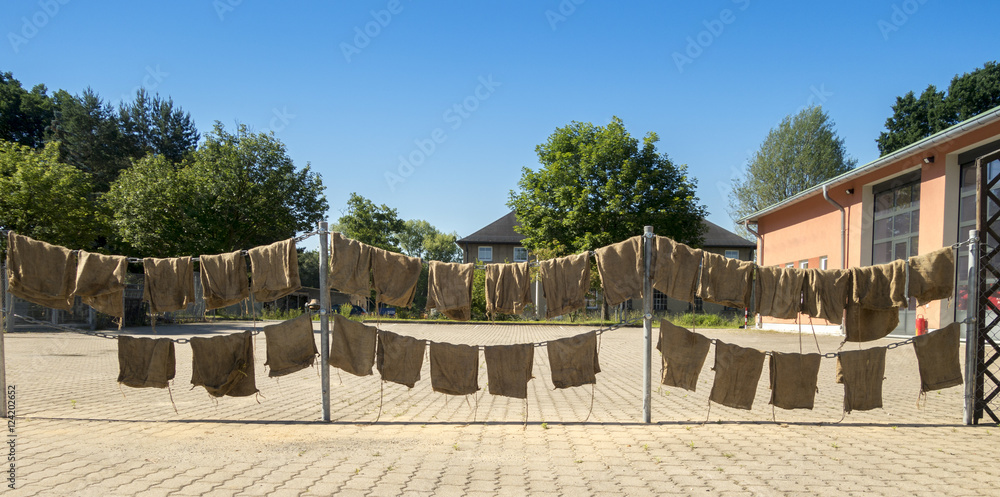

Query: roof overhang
left=739, top=105, right=1000, bottom=224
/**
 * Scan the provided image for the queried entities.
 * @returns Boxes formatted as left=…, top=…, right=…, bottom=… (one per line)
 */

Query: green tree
left=0, top=71, right=53, bottom=149
left=46, top=88, right=133, bottom=192
left=0, top=141, right=100, bottom=248
left=729, top=106, right=856, bottom=229
left=297, top=249, right=320, bottom=288
left=399, top=219, right=461, bottom=262
left=118, top=88, right=199, bottom=164
left=336, top=193, right=406, bottom=252
left=104, top=123, right=327, bottom=257
left=508, top=116, right=707, bottom=257
left=877, top=61, right=1000, bottom=155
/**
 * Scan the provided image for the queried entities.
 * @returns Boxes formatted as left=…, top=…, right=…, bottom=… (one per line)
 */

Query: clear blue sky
left=4, top=1, right=998, bottom=249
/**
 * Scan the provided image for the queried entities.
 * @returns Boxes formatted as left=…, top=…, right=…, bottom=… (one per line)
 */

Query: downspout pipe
left=822, top=184, right=846, bottom=269
left=744, top=220, right=760, bottom=329
left=744, top=221, right=760, bottom=264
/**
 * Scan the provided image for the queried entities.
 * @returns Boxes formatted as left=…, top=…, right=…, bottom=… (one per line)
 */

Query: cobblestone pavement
left=3, top=321, right=998, bottom=496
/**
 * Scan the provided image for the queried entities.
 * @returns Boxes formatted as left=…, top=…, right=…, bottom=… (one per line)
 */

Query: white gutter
left=822, top=184, right=846, bottom=269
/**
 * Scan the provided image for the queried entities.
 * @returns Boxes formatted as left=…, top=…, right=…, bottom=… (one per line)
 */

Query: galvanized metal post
left=642, top=226, right=653, bottom=423
left=1, top=264, right=8, bottom=419
left=964, top=230, right=980, bottom=425
left=318, top=222, right=331, bottom=422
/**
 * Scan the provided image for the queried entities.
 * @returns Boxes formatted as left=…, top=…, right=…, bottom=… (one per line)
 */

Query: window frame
left=478, top=246, right=493, bottom=262
left=513, top=247, right=528, bottom=262
left=724, top=249, right=739, bottom=259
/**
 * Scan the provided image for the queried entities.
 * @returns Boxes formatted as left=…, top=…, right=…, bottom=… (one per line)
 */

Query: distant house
left=457, top=211, right=755, bottom=315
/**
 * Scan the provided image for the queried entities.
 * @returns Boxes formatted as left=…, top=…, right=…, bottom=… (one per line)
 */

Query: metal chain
left=9, top=312, right=263, bottom=344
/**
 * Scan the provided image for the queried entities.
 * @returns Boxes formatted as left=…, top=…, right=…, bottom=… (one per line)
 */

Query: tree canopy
left=336, top=193, right=407, bottom=252
left=508, top=116, right=706, bottom=257
left=728, top=106, right=855, bottom=230
left=399, top=219, right=462, bottom=262
left=877, top=61, right=1000, bottom=155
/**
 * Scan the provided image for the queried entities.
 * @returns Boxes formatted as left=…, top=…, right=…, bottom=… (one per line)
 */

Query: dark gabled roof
left=457, top=211, right=525, bottom=245
left=458, top=211, right=754, bottom=249
left=701, top=218, right=756, bottom=248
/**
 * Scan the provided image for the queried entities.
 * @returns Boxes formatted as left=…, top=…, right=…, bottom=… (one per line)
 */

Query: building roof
left=457, top=211, right=525, bottom=244
left=458, top=211, right=754, bottom=249
left=738, top=104, right=1000, bottom=223
left=702, top=218, right=755, bottom=248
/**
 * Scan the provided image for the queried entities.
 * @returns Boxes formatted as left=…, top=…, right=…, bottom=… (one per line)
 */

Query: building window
left=725, top=250, right=739, bottom=259
left=478, top=246, right=493, bottom=262
left=872, top=173, right=920, bottom=265
left=820, top=256, right=828, bottom=270
left=799, top=260, right=809, bottom=269
left=785, top=263, right=794, bottom=268
left=513, top=247, right=528, bottom=262
left=653, top=289, right=669, bottom=311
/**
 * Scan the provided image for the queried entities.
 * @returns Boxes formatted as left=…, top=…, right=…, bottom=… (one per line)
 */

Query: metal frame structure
left=970, top=149, right=1000, bottom=424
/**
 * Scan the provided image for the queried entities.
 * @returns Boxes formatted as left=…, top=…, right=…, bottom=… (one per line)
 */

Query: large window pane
left=874, top=217, right=893, bottom=240
left=874, top=242, right=892, bottom=264
left=893, top=212, right=910, bottom=236
left=962, top=166, right=976, bottom=193
left=911, top=210, right=920, bottom=233
left=875, top=191, right=893, bottom=215
left=910, top=236, right=919, bottom=257
left=960, top=195, right=976, bottom=223
left=910, top=184, right=920, bottom=209
left=895, top=186, right=911, bottom=210
left=894, top=241, right=908, bottom=261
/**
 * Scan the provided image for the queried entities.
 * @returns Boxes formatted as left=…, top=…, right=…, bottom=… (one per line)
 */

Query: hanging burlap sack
left=755, top=266, right=806, bottom=319
left=190, top=331, right=258, bottom=397
left=844, top=302, right=899, bottom=342
left=430, top=342, right=480, bottom=395
left=262, top=313, right=318, bottom=377
left=835, top=347, right=886, bottom=413
left=329, top=314, right=377, bottom=376
left=485, top=262, right=532, bottom=317
left=802, top=268, right=851, bottom=325
left=912, top=323, right=963, bottom=392
left=426, top=261, right=475, bottom=321
left=709, top=341, right=765, bottom=410
left=657, top=319, right=711, bottom=391
left=484, top=343, right=534, bottom=399
left=651, top=236, right=702, bottom=303
left=538, top=252, right=591, bottom=319
left=768, top=352, right=821, bottom=410
left=594, top=236, right=643, bottom=306
left=6, top=231, right=77, bottom=310
left=371, top=247, right=422, bottom=308
left=117, top=336, right=176, bottom=389
left=908, top=247, right=956, bottom=306
left=329, top=232, right=373, bottom=297
left=248, top=238, right=301, bottom=303
left=74, top=250, right=127, bottom=320
left=547, top=331, right=601, bottom=389
left=143, top=257, right=195, bottom=314
left=377, top=330, right=426, bottom=388
left=698, top=252, right=754, bottom=309
left=851, top=260, right=907, bottom=310
left=199, top=250, right=249, bottom=311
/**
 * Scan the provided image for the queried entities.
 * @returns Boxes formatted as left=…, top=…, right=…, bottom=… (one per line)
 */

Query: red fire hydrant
left=916, top=314, right=928, bottom=336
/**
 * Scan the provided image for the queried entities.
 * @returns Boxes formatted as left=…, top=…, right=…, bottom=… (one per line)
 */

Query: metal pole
left=318, top=222, right=331, bottom=422
left=642, top=226, right=653, bottom=423
left=1, top=264, right=8, bottom=419
left=964, top=229, right=980, bottom=425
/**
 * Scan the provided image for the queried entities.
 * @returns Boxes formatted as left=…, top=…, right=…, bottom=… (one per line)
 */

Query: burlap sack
left=657, top=319, right=711, bottom=391
left=329, top=314, right=377, bottom=376
left=426, top=261, right=475, bottom=321
left=651, top=236, right=702, bottom=303
left=74, top=250, right=127, bottom=319
left=908, top=247, right=956, bottom=306
left=371, top=247, right=422, bottom=308
left=709, top=341, right=765, bottom=410
left=802, top=268, right=850, bottom=325
left=912, top=323, right=963, bottom=392
left=836, top=347, right=886, bottom=413
left=485, top=262, right=532, bottom=317
left=199, top=250, right=249, bottom=310
left=117, top=336, right=176, bottom=388
left=329, top=232, right=372, bottom=297
left=143, top=257, right=195, bottom=314
left=851, top=260, right=907, bottom=310
left=190, top=331, right=258, bottom=397
left=484, top=344, right=534, bottom=399
left=769, top=352, right=821, bottom=410
left=248, top=238, right=301, bottom=303
left=377, top=330, right=426, bottom=388
left=538, top=252, right=591, bottom=318
left=6, top=232, right=77, bottom=310
left=594, top=236, right=643, bottom=306
left=547, top=332, right=601, bottom=389
left=844, top=301, right=899, bottom=342
left=755, top=266, right=806, bottom=319
left=262, top=313, right=318, bottom=377
left=698, top=252, right=754, bottom=309
left=430, top=342, right=480, bottom=395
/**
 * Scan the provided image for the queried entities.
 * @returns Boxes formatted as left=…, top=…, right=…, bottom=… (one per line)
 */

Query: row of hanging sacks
left=658, top=318, right=963, bottom=414
left=6, top=232, right=128, bottom=324
left=327, top=232, right=422, bottom=315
